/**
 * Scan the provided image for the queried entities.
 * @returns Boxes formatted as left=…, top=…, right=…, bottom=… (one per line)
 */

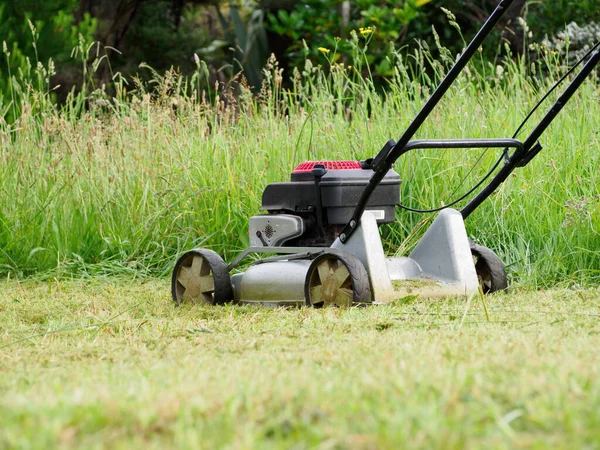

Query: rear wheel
left=469, top=241, right=508, bottom=294
left=171, top=248, right=233, bottom=305
left=305, top=251, right=372, bottom=307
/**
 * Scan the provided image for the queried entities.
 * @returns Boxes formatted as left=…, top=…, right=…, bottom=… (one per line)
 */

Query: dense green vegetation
left=1, top=0, right=599, bottom=105
left=1, top=29, right=599, bottom=287
left=0, top=1, right=598, bottom=286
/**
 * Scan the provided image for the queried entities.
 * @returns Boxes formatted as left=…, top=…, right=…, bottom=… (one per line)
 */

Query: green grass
left=1, top=29, right=599, bottom=450
left=1, top=280, right=599, bottom=448
left=0, top=44, right=599, bottom=286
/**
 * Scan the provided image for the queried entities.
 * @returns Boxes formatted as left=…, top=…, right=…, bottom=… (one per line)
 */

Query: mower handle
left=461, top=44, right=600, bottom=218
left=399, top=138, right=523, bottom=153
left=401, top=45, right=600, bottom=220
left=339, top=0, right=516, bottom=243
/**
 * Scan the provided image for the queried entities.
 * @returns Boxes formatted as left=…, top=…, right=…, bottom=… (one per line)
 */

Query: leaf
left=230, top=5, right=248, bottom=53
left=199, top=40, right=230, bottom=55
left=27, top=247, right=48, bottom=261
left=187, top=326, right=214, bottom=335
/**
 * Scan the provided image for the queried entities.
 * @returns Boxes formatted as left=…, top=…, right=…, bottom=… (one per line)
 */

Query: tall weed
left=0, top=32, right=598, bottom=287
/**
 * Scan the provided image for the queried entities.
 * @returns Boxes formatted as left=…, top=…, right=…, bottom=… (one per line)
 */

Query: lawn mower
left=171, top=0, right=600, bottom=307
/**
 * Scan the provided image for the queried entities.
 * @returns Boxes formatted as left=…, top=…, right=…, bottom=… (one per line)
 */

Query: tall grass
left=0, top=36, right=599, bottom=287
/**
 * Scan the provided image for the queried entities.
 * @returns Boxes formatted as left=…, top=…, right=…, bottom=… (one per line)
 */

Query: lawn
left=1, top=27, right=600, bottom=449
left=1, top=280, right=599, bottom=449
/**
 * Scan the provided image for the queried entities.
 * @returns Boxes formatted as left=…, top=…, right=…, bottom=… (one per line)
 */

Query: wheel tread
left=305, top=251, right=372, bottom=307
left=469, top=240, right=508, bottom=293
left=171, top=248, right=233, bottom=305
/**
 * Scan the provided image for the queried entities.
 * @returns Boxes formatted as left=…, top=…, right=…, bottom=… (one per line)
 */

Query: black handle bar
left=461, top=44, right=600, bottom=218
left=339, top=0, right=516, bottom=243
left=399, top=138, right=523, bottom=153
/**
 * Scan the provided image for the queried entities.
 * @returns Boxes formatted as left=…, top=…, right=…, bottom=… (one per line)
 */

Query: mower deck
left=228, top=210, right=479, bottom=306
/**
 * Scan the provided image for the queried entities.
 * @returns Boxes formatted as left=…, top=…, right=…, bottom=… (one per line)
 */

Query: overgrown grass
left=0, top=37, right=599, bottom=287
left=1, top=280, right=599, bottom=448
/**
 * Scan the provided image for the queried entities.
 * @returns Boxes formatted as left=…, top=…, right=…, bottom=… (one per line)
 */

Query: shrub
left=265, top=0, right=433, bottom=80
left=0, top=0, right=96, bottom=122
left=541, top=22, right=600, bottom=61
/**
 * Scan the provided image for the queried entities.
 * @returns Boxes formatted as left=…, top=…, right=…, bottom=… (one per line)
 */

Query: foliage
left=265, top=0, right=433, bottom=79
left=541, top=22, right=600, bottom=61
left=0, top=0, right=96, bottom=64
left=0, top=33, right=599, bottom=287
left=119, top=2, right=269, bottom=92
left=409, top=1, right=600, bottom=67
left=0, top=0, right=96, bottom=122
left=214, top=4, right=269, bottom=91
left=526, top=0, right=600, bottom=39
left=114, top=2, right=206, bottom=76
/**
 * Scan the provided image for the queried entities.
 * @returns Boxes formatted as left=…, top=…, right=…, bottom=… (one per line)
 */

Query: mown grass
left=1, top=280, right=599, bottom=448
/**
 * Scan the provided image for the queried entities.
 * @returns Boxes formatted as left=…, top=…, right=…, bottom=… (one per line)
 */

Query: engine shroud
left=254, top=161, right=401, bottom=247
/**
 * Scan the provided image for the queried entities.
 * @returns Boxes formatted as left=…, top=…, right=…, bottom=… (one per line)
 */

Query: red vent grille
left=293, top=161, right=361, bottom=173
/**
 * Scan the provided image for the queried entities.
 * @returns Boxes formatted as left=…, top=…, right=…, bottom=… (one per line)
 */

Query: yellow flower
left=318, top=47, right=331, bottom=54
left=360, top=27, right=373, bottom=36
left=415, top=0, right=432, bottom=6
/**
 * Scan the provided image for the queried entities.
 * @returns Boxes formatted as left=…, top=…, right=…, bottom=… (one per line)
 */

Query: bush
left=265, top=0, right=433, bottom=80
left=527, top=0, right=600, bottom=40
left=0, top=0, right=96, bottom=123
left=541, top=22, right=600, bottom=61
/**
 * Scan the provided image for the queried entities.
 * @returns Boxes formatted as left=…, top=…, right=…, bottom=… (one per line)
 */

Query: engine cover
left=261, top=161, right=401, bottom=225
left=249, top=214, right=304, bottom=247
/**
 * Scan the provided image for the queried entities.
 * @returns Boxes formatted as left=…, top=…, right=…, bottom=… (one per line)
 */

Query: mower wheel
left=304, top=251, right=372, bottom=307
left=469, top=241, right=508, bottom=294
left=171, top=248, right=233, bottom=306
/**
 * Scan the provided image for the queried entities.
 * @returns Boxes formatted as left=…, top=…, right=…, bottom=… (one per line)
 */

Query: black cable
left=511, top=41, right=600, bottom=139
left=397, top=150, right=506, bottom=213
left=446, top=147, right=490, bottom=199
left=396, top=42, right=600, bottom=214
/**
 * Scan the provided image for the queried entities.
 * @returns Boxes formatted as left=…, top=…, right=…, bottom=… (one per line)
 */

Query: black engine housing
left=260, top=162, right=401, bottom=246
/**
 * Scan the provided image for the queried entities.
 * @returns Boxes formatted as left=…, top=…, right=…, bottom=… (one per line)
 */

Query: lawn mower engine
left=249, top=161, right=401, bottom=248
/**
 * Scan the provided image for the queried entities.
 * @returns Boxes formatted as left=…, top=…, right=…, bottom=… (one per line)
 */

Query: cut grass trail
left=1, top=280, right=599, bottom=448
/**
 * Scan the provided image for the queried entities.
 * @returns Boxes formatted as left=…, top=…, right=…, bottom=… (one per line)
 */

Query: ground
left=1, top=280, right=599, bottom=449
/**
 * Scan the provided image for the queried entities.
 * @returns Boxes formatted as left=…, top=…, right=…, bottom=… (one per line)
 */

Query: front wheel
left=171, top=248, right=233, bottom=305
left=469, top=240, right=508, bottom=294
left=304, top=251, right=372, bottom=307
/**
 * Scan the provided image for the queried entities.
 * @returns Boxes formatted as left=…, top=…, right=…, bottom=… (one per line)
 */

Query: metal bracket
left=516, top=142, right=543, bottom=167
left=252, top=251, right=324, bottom=266
left=227, top=246, right=330, bottom=272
